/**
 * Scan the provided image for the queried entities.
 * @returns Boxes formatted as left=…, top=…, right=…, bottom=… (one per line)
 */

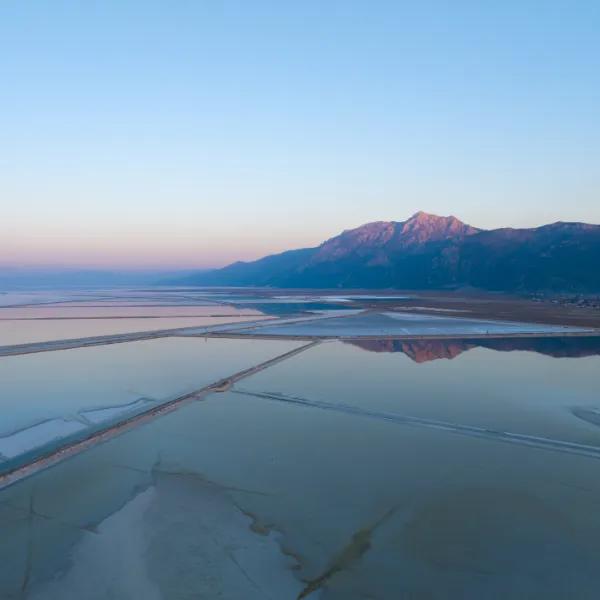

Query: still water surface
left=1, top=337, right=599, bottom=599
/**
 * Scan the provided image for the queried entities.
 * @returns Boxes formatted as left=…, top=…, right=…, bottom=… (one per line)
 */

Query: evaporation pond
left=0, top=314, right=269, bottom=346
left=2, top=336, right=600, bottom=598
left=0, top=336, right=303, bottom=444
left=237, top=338, right=600, bottom=449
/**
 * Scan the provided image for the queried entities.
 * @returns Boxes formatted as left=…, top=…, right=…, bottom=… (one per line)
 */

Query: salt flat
left=238, top=310, right=592, bottom=337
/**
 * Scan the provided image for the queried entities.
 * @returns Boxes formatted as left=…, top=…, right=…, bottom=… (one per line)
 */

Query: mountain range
left=179, top=212, right=600, bottom=292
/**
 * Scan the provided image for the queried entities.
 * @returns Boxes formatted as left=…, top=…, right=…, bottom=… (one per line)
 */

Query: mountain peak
left=409, top=210, right=440, bottom=220
left=407, top=210, right=461, bottom=225
left=398, top=211, right=480, bottom=245
left=178, top=212, right=600, bottom=292
left=311, top=212, right=480, bottom=264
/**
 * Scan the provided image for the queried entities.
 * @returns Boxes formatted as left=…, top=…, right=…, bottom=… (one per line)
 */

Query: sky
left=1, top=1, right=599, bottom=269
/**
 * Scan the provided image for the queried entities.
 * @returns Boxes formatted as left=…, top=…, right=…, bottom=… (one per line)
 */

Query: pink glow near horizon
left=5, top=208, right=600, bottom=270
left=0, top=230, right=321, bottom=270
left=3, top=2, right=599, bottom=273
left=0, top=246, right=278, bottom=270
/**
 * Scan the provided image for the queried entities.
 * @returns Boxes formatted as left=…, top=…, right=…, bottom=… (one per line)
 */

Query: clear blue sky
left=1, top=1, right=599, bottom=268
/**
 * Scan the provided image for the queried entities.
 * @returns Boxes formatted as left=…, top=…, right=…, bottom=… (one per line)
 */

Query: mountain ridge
left=177, top=212, right=600, bottom=292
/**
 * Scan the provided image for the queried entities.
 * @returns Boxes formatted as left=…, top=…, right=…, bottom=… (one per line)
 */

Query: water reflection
left=3, top=327, right=600, bottom=598
left=346, top=336, right=600, bottom=362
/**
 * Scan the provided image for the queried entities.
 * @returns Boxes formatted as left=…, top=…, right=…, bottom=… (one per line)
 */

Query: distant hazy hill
left=178, top=211, right=600, bottom=292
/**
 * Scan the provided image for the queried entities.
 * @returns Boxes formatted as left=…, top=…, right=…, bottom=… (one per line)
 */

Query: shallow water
left=0, top=315, right=270, bottom=346
left=0, top=337, right=303, bottom=469
left=246, top=310, right=590, bottom=337
left=0, top=305, right=263, bottom=319
left=1, top=337, right=600, bottom=598
left=239, top=339, right=600, bottom=448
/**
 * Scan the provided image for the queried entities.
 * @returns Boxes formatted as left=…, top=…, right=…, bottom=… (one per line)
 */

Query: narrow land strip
left=0, top=341, right=320, bottom=491
left=234, top=389, right=600, bottom=461
left=0, top=312, right=349, bottom=357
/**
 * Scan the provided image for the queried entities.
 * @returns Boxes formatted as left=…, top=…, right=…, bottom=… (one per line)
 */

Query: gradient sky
left=1, top=1, right=599, bottom=268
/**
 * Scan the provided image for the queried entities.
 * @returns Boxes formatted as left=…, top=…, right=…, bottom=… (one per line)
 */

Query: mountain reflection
left=346, top=337, right=600, bottom=363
